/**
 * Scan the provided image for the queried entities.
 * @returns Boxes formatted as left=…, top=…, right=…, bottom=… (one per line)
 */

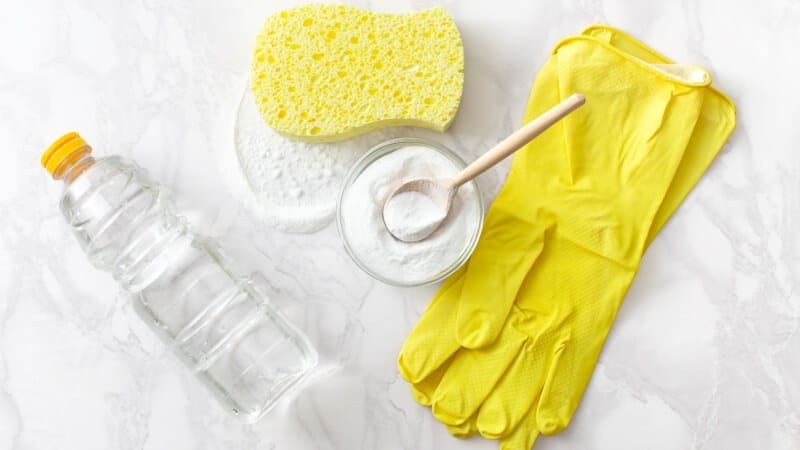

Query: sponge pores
left=251, top=5, right=464, bottom=142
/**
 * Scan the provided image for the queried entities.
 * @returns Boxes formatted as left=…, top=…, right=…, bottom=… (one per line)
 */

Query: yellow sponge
left=251, top=5, right=464, bottom=142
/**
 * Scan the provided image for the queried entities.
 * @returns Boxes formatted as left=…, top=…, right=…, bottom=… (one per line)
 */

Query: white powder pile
left=383, top=190, right=446, bottom=242
left=340, top=145, right=481, bottom=285
left=230, top=84, right=390, bottom=233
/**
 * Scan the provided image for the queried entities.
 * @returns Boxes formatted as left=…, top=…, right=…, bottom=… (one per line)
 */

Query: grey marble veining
left=1, top=0, right=799, bottom=449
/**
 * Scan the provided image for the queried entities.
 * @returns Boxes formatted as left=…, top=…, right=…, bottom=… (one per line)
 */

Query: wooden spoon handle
left=449, top=93, right=585, bottom=188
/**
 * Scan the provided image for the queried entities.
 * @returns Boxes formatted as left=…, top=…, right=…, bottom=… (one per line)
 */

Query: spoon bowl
left=381, top=178, right=455, bottom=242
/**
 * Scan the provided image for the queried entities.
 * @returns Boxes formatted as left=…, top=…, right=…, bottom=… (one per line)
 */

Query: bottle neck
left=53, top=153, right=95, bottom=184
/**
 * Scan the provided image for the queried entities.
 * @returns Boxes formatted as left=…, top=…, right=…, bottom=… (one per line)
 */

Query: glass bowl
left=337, top=137, right=484, bottom=287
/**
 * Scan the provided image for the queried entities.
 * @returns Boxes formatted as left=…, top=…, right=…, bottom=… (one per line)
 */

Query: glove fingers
left=446, top=410, right=479, bottom=438
left=477, top=334, right=550, bottom=439
left=432, top=323, right=528, bottom=426
left=457, top=212, right=545, bottom=349
left=410, top=354, right=452, bottom=406
left=526, top=235, right=620, bottom=435
left=499, top=401, right=541, bottom=450
left=535, top=330, right=604, bottom=436
left=410, top=358, right=478, bottom=439
left=397, top=270, right=466, bottom=383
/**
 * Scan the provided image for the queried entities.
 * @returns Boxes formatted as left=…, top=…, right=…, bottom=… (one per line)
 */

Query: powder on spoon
left=383, top=190, right=447, bottom=242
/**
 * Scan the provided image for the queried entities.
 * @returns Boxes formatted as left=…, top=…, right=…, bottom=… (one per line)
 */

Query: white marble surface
left=1, top=0, right=799, bottom=449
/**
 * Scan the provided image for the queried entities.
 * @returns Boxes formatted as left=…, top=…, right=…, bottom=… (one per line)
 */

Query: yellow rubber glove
left=581, top=25, right=737, bottom=241
left=399, top=28, right=735, bottom=450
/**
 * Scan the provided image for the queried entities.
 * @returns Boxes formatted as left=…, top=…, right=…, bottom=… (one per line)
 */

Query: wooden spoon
left=382, top=93, right=586, bottom=242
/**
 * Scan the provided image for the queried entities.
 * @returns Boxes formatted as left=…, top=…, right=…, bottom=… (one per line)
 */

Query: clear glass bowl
left=337, top=138, right=484, bottom=287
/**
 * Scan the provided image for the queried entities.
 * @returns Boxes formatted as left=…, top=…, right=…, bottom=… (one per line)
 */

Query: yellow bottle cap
left=41, top=132, right=92, bottom=178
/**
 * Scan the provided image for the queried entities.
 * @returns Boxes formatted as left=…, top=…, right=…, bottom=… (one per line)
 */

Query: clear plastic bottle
left=40, top=132, right=317, bottom=422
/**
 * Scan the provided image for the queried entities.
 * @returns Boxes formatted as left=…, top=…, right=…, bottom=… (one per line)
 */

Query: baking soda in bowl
left=338, top=139, right=483, bottom=286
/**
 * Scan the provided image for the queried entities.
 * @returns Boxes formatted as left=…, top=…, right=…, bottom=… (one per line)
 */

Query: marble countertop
left=2, top=0, right=799, bottom=449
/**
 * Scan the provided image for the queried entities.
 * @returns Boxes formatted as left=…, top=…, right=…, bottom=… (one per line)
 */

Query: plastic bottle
left=40, top=132, right=317, bottom=422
